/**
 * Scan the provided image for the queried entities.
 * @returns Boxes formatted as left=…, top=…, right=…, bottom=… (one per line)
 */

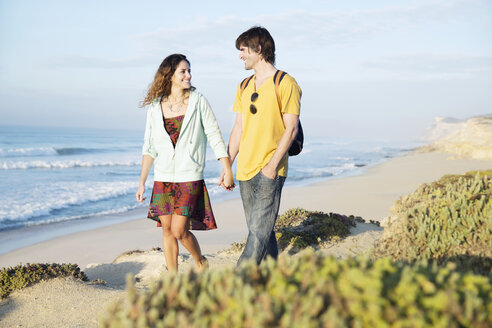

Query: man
left=220, top=26, right=302, bottom=265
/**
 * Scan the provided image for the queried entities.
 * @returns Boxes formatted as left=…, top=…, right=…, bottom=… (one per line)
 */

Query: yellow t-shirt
left=232, top=73, right=301, bottom=181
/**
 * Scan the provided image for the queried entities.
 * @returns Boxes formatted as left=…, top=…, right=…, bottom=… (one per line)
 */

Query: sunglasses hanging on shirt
left=250, top=92, right=259, bottom=114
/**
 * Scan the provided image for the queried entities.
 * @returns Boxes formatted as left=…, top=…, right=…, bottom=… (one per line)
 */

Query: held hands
left=136, top=184, right=146, bottom=202
left=218, top=169, right=235, bottom=191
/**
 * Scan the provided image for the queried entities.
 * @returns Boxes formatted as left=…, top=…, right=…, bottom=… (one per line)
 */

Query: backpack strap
left=240, top=71, right=286, bottom=109
left=274, top=70, right=303, bottom=156
left=273, top=70, right=287, bottom=110
left=240, top=75, right=254, bottom=96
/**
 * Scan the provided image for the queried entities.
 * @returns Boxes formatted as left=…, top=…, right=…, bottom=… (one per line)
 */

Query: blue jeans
left=237, top=171, right=286, bottom=266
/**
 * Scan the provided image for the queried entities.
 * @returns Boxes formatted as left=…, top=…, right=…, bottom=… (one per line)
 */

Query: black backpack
left=240, top=70, right=303, bottom=156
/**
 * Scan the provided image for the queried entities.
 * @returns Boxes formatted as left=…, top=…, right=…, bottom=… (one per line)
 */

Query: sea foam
left=1, top=159, right=140, bottom=170
left=0, top=180, right=141, bottom=225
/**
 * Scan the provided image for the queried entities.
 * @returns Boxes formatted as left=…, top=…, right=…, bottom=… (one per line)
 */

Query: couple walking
left=135, top=26, right=302, bottom=272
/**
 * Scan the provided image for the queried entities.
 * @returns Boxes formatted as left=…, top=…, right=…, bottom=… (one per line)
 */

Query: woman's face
left=171, top=60, right=192, bottom=90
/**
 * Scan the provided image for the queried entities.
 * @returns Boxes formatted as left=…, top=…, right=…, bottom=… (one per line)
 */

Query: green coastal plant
left=373, top=171, right=492, bottom=273
left=100, top=251, right=492, bottom=328
left=0, top=263, right=88, bottom=298
left=223, top=208, right=361, bottom=254
left=275, top=209, right=355, bottom=251
left=221, top=241, right=246, bottom=254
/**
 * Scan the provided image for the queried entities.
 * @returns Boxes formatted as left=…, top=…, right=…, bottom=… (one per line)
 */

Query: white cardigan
left=142, top=90, right=228, bottom=182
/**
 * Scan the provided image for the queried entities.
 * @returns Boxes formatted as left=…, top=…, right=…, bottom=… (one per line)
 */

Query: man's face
left=239, top=45, right=261, bottom=70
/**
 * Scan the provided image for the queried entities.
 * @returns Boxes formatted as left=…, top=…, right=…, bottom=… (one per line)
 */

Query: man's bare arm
left=218, top=113, right=242, bottom=189
left=261, top=113, right=298, bottom=179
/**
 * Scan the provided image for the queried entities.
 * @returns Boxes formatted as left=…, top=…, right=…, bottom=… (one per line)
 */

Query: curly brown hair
left=140, top=54, right=195, bottom=107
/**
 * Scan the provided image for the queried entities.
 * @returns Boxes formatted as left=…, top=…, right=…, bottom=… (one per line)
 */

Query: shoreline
left=0, top=207, right=147, bottom=255
left=0, top=151, right=491, bottom=270
left=0, top=148, right=407, bottom=257
left=1, top=150, right=490, bottom=328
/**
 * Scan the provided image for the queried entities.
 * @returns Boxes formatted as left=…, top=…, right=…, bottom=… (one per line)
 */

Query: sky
left=1, top=0, right=491, bottom=141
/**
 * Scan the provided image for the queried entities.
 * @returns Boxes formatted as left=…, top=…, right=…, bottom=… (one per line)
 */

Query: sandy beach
left=1, top=151, right=491, bottom=327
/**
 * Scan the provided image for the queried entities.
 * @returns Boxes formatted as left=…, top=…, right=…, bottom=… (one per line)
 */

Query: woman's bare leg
left=170, top=215, right=207, bottom=271
left=159, top=215, right=178, bottom=272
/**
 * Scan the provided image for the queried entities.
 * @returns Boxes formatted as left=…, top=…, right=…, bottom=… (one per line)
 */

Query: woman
left=136, top=54, right=234, bottom=272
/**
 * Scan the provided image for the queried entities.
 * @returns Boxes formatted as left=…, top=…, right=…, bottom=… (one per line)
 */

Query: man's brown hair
left=235, top=26, right=275, bottom=65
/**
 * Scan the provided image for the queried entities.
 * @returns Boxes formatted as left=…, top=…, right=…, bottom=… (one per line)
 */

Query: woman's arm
left=136, top=154, right=154, bottom=202
left=199, top=95, right=228, bottom=159
left=218, top=113, right=242, bottom=190
left=227, top=112, right=242, bottom=165
left=219, top=157, right=234, bottom=190
left=138, top=106, right=158, bottom=202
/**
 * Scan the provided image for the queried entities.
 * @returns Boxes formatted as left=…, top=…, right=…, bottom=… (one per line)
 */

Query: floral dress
left=147, top=115, right=217, bottom=230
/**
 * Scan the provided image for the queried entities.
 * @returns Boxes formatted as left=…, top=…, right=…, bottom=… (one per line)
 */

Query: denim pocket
left=259, top=170, right=278, bottom=181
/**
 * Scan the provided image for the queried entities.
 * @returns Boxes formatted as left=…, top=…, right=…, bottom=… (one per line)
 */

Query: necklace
left=163, top=95, right=185, bottom=112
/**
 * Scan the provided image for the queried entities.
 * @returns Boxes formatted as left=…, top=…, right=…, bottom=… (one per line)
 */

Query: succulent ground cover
left=100, top=251, right=491, bottom=328
left=5, top=171, right=492, bottom=327
left=102, top=171, right=492, bottom=327
left=275, top=208, right=358, bottom=252
left=225, top=208, right=368, bottom=254
left=373, top=170, right=492, bottom=274
left=0, top=263, right=88, bottom=298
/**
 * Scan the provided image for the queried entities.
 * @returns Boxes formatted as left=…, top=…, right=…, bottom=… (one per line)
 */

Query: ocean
left=0, top=125, right=418, bottom=254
